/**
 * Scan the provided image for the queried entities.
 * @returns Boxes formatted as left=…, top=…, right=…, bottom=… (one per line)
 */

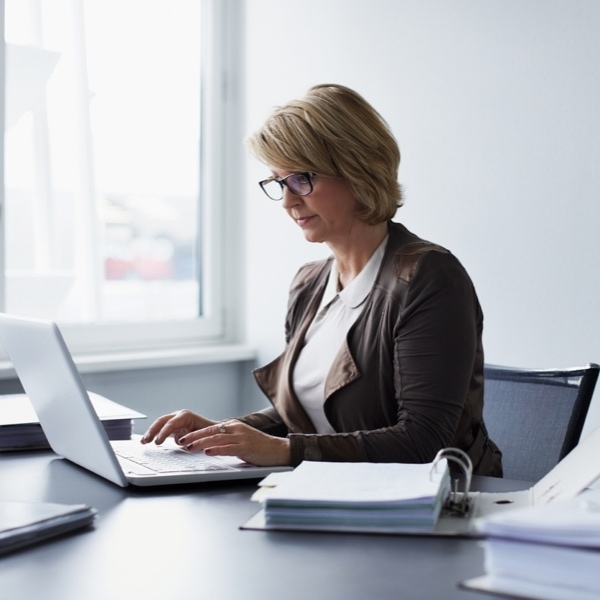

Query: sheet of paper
left=532, top=425, right=600, bottom=505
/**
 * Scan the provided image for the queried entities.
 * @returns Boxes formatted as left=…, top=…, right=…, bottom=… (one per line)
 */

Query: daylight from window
left=4, top=0, right=201, bottom=323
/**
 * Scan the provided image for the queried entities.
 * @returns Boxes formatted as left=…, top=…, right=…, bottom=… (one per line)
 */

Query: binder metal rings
left=430, top=447, right=473, bottom=516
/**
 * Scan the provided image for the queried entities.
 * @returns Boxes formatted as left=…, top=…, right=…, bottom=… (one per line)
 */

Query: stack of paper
left=260, top=459, right=450, bottom=534
left=462, top=489, right=600, bottom=600
left=0, top=392, right=145, bottom=450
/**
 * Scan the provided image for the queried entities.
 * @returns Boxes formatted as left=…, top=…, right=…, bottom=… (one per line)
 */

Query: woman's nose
left=281, top=187, right=301, bottom=209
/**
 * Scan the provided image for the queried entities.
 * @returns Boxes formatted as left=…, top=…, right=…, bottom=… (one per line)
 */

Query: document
left=245, top=459, right=451, bottom=534
left=475, top=488, right=600, bottom=546
left=243, top=432, right=600, bottom=538
left=461, top=489, right=600, bottom=600
left=0, top=392, right=145, bottom=450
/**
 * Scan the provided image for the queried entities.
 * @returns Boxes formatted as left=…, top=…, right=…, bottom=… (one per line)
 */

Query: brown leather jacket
left=239, top=221, right=503, bottom=476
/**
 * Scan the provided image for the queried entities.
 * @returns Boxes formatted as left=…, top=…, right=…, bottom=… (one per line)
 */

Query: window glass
left=4, top=0, right=201, bottom=324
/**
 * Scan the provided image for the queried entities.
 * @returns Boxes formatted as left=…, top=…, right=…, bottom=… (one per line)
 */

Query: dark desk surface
left=0, top=451, right=525, bottom=600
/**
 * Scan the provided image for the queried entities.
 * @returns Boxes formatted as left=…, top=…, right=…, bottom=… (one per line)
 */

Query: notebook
left=0, top=500, right=97, bottom=554
left=0, top=313, right=292, bottom=487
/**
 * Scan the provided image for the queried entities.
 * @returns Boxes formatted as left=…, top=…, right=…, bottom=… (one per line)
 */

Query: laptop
left=0, top=313, right=292, bottom=487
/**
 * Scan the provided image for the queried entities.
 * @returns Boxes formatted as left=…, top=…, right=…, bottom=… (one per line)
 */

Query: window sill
left=0, top=343, right=257, bottom=380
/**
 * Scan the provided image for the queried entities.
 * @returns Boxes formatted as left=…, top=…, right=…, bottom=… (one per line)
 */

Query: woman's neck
left=329, top=221, right=389, bottom=289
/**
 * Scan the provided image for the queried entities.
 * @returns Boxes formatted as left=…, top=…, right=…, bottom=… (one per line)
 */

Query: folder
left=0, top=501, right=97, bottom=554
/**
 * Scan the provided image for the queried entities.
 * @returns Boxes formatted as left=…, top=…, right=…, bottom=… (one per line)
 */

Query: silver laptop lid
left=0, top=313, right=128, bottom=486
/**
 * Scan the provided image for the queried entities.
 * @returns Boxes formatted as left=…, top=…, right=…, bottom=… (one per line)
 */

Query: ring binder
left=246, top=427, right=600, bottom=537
left=431, top=447, right=473, bottom=516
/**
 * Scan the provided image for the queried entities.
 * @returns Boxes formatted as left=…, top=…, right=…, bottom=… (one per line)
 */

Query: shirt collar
left=319, top=235, right=388, bottom=311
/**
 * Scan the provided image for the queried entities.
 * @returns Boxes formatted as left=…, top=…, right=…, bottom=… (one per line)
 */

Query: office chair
left=483, top=363, right=600, bottom=482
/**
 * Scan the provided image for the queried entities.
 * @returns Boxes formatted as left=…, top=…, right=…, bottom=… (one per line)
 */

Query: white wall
left=242, top=1, right=600, bottom=432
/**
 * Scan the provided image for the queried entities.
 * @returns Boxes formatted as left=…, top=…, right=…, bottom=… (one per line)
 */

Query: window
left=2, top=0, right=241, bottom=356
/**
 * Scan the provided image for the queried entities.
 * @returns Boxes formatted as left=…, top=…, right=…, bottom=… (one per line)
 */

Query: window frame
left=0, top=0, right=245, bottom=360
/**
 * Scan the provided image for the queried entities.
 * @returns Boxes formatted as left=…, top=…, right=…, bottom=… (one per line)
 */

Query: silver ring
left=219, top=423, right=227, bottom=434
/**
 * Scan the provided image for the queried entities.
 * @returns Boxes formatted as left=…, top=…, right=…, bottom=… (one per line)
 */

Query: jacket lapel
left=323, top=338, right=362, bottom=401
left=253, top=308, right=318, bottom=433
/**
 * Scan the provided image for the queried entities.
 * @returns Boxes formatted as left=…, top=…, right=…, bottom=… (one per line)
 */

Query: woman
left=142, top=84, right=503, bottom=476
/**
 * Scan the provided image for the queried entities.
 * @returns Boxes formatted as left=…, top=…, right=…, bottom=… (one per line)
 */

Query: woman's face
left=273, top=169, right=361, bottom=245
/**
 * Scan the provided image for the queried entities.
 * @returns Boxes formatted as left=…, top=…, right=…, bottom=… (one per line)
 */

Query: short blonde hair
left=246, top=84, right=403, bottom=224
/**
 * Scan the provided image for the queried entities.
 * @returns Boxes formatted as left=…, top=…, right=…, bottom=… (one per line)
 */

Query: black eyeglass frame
left=258, top=172, right=315, bottom=201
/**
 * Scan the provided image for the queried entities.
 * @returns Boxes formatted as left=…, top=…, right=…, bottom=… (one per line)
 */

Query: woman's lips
left=295, top=215, right=314, bottom=227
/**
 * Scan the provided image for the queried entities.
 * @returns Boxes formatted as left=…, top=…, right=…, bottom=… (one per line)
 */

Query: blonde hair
left=246, top=84, right=403, bottom=224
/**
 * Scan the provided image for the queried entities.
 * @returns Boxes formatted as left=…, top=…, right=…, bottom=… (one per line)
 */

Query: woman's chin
left=301, top=231, right=325, bottom=244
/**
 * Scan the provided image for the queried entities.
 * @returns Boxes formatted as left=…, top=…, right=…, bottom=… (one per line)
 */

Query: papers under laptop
left=0, top=313, right=291, bottom=487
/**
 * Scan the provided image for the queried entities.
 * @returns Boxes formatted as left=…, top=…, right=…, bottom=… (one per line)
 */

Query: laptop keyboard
left=112, top=441, right=237, bottom=473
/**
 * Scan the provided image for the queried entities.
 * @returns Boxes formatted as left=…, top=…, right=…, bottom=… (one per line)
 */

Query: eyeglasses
left=258, top=172, right=315, bottom=201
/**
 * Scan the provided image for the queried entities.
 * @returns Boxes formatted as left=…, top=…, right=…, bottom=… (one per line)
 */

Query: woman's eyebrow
left=270, top=169, right=291, bottom=179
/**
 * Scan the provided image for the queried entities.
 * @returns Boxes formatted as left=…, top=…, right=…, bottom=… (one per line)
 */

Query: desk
left=0, top=451, right=526, bottom=600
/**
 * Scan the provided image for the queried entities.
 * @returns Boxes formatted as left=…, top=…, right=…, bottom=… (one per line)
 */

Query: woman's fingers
left=140, top=413, right=177, bottom=444
left=179, top=420, right=234, bottom=450
left=180, top=421, right=290, bottom=466
left=141, top=410, right=213, bottom=445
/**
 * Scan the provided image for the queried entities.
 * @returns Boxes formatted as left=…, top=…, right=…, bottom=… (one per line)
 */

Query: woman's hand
left=141, top=410, right=216, bottom=446
left=180, top=420, right=291, bottom=467
left=140, top=411, right=291, bottom=467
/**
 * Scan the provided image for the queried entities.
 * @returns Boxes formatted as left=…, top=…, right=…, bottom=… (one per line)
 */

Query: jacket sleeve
left=236, top=406, right=289, bottom=438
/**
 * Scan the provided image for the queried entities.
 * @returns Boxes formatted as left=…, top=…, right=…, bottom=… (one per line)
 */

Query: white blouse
left=292, top=236, right=388, bottom=433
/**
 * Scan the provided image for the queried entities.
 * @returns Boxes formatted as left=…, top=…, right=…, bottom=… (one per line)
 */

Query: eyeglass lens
left=261, top=173, right=312, bottom=200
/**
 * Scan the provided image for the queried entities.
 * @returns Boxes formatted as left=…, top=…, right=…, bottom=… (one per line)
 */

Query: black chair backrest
left=483, top=363, right=599, bottom=482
